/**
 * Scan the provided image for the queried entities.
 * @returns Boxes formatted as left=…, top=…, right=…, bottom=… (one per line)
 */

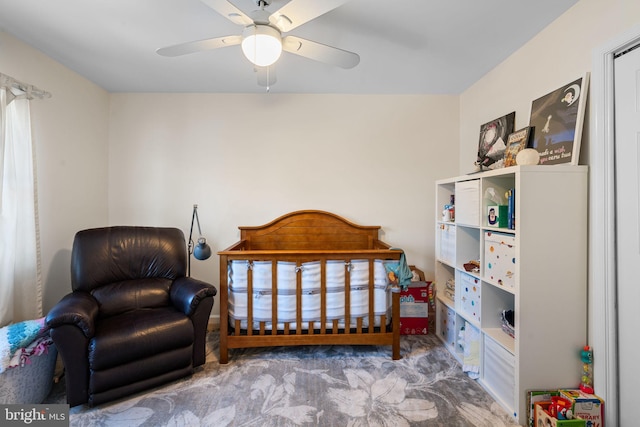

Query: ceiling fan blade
left=282, top=36, right=360, bottom=69
left=269, top=0, right=351, bottom=32
left=256, top=65, right=277, bottom=88
left=200, top=0, right=253, bottom=26
left=156, top=35, right=241, bottom=57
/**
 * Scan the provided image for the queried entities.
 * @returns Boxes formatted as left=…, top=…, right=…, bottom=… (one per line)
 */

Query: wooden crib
left=217, top=210, right=404, bottom=364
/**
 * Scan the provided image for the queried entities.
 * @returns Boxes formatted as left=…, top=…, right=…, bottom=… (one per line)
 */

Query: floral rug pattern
left=46, top=332, right=519, bottom=426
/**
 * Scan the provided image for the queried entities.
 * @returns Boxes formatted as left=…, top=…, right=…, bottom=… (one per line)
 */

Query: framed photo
left=528, top=73, right=590, bottom=165
left=504, top=126, right=533, bottom=167
left=476, top=111, right=515, bottom=170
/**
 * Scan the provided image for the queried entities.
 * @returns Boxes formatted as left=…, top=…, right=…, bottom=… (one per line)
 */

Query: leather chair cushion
left=71, top=227, right=187, bottom=293
left=89, top=307, right=193, bottom=371
left=92, top=278, right=172, bottom=318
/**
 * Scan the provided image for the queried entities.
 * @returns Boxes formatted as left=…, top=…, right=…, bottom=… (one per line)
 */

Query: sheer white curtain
left=0, top=75, right=45, bottom=327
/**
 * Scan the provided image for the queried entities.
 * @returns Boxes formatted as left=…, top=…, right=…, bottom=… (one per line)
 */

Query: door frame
left=591, top=23, right=640, bottom=427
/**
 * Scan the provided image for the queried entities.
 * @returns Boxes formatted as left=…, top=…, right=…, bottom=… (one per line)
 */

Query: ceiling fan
left=156, top=0, right=360, bottom=88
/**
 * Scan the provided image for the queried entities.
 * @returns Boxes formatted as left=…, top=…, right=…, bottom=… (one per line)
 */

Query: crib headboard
left=222, top=210, right=393, bottom=252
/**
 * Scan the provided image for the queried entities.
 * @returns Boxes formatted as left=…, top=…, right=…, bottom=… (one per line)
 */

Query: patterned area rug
left=46, top=332, right=520, bottom=426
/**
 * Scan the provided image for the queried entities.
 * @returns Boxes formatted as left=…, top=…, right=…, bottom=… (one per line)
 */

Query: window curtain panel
left=0, top=85, right=42, bottom=327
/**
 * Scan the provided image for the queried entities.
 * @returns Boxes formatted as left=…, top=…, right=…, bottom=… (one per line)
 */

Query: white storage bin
left=484, top=231, right=516, bottom=288
left=438, top=223, right=456, bottom=265
left=437, top=300, right=457, bottom=350
left=459, top=272, right=481, bottom=323
left=482, top=335, right=515, bottom=415
left=455, top=180, right=480, bottom=226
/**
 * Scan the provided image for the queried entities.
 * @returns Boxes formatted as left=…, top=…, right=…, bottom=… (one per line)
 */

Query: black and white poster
left=529, top=73, right=589, bottom=165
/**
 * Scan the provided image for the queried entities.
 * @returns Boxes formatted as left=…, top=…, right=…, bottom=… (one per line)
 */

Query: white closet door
left=614, top=44, right=640, bottom=426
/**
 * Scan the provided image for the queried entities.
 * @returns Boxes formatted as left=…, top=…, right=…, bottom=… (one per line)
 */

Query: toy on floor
left=579, top=345, right=594, bottom=394
left=549, top=396, right=574, bottom=420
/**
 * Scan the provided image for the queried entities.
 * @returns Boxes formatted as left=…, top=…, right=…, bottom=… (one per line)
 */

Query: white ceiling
left=0, top=0, right=577, bottom=94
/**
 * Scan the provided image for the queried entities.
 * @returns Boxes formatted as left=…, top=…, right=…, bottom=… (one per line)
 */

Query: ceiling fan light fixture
left=241, top=24, right=282, bottom=67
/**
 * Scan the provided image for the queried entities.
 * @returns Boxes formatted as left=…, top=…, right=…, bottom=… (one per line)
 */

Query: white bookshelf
left=434, top=165, right=588, bottom=424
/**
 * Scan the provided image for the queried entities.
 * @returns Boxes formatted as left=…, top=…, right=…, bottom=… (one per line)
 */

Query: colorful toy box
left=484, top=231, right=516, bottom=288
left=559, top=389, right=605, bottom=427
left=399, top=281, right=430, bottom=335
left=535, top=402, right=586, bottom=427
left=527, top=390, right=561, bottom=427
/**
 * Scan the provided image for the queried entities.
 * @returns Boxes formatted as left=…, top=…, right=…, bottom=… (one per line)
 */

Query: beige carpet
left=46, top=331, right=520, bottom=426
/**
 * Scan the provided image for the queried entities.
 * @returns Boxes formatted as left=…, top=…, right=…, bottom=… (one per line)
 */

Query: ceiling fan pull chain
left=266, top=66, right=271, bottom=93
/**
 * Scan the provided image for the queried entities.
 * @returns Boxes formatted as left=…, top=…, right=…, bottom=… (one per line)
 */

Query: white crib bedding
left=228, top=259, right=394, bottom=330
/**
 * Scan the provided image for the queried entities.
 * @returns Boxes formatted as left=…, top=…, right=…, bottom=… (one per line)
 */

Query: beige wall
left=460, top=0, right=640, bottom=174
left=108, top=93, right=460, bottom=320
left=0, top=32, right=110, bottom=312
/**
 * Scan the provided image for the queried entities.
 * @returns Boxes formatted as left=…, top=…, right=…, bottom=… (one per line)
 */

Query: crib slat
left=247, top=266, right=253, bottom=336
left=320, top=260, right=327, bottom=334
left=368, top=259, right=375, bottom=334
left=296, top=263, right=302, bottom=335
left=344, top=260, right=351, bottom=334
left=271, top=261, right=277, bottom=334
left=219, top=254, right=229, bottom=364
left=392, top=290, right=400, bottom=360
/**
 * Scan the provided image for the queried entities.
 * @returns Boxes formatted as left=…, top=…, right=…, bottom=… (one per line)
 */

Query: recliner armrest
left=45, top=291, right=99, bottom=338
left=170, top=277, right=217, bottom=316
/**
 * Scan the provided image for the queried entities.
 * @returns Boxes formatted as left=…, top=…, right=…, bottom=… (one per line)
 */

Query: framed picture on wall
left=504, top=126, right=533, bottom=167
left=528, top=73, right=590, bottom=165
left=475, top=111, right=516, bottom=170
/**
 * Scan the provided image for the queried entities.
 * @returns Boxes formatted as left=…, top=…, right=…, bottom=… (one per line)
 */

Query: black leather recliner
left=46, top=226, right=216, bottom=407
